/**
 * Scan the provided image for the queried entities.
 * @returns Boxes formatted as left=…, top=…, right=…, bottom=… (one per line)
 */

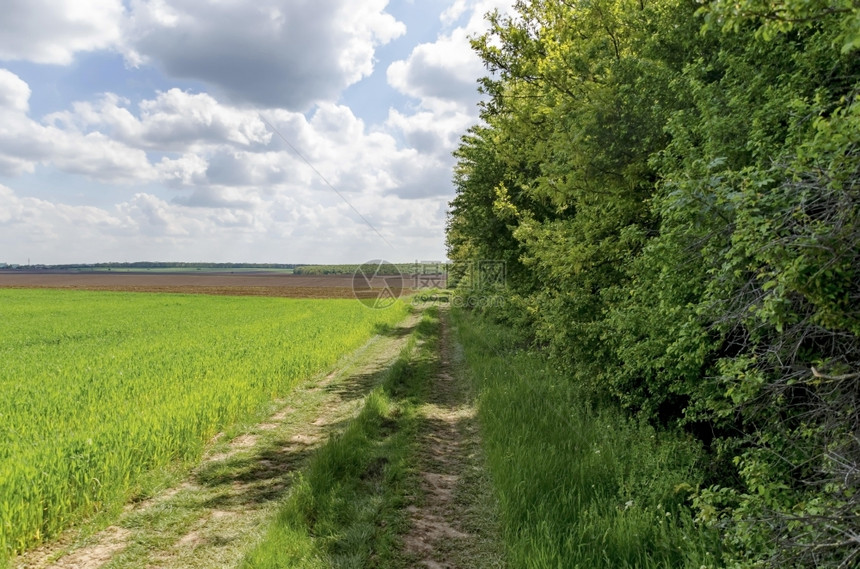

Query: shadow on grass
left=193, top=440, right=317, bottom=508
left=239, top=308, right=443, bottom=569
left=190, top=316, right=423, bottom=512
left=372, top=320, right=416, bottom=339
left=324, top=318, right=421, bottom=403
left=322, top=370, right=385, bottom=402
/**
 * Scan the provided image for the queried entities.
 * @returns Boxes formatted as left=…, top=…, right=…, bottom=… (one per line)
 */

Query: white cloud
left=387, top=0, right=512, bottom=110
left=387, top=27, right=483, bottom=108
left=387, top=108, right=474, bottom=155
left=0, top=72, right=41, bottom=174
left=155, top=153, right=208, bottom=187
left=0, top=0, right=124, bottom=64
left=50, top=132, right=154, bottom=182
left=262, top=103, right=454, bottom=200
left=0, top=0, right=496, bottom=265
left=0, top=69, right=456, bottom=203
left=381, top=0, right=515, bottom=199
left=0, top=70, right=453, bottom=262
left=0, top=70, right=155, bottom=181
left=123, top=0, right=405, bottom=109
left=48, top=89, right=272, bottom=151
left=0, top=184, right=130, bottom=252
left=0, top=181, right=446, bottom=264
left=0, top=69, right=31, bottom=113
left=441, top=0, right=469, bottom=26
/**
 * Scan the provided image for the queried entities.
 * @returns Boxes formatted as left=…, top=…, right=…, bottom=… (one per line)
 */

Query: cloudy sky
left=0, top=0, right=511, bottom=265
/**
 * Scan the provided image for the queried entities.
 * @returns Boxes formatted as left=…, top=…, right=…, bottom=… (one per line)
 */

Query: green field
left=0, top=289, right=408, bottom=559
left=82, top=267, right=295, bottom=274
left=294, top=263, right=443, bottom=276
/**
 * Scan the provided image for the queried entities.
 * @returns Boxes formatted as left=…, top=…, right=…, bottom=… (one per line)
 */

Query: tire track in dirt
left=12, top=312, right=422, bottom=569
left=402, top=308, right=506, bottom=569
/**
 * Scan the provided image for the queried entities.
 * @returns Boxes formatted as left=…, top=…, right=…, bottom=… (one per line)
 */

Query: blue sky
left=0, top=0, right=510, bottom=265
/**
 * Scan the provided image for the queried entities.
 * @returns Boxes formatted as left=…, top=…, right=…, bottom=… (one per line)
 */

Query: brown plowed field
left=0, top=271, right=412, bottom=299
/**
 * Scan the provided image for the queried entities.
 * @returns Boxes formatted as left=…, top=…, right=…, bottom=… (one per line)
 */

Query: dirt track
left=402, top=309, right=506, bottom=569
left=13, top=312, right=424, bottom=569
left=0, top=271, right=412, bottom=299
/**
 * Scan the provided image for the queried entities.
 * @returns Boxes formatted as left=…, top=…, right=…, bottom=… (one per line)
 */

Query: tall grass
left=241, top=308, right=438, bottom=569
left=452, top=308, right=723, bottom=568
left=0, top=289, right=407, bottom=560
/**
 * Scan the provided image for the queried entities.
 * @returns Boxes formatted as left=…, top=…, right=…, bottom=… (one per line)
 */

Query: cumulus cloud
left=49, top=132, right=153, bottom=181
left=381, top=0, right=515, bottom=199
left=0, top=0, right=407, bottom=112
left=441, top=0, right=470, bottom=26
left=47, top=89, right=272, bottom=151
left=0, top=68, right=455, bottom=204
left=387, top=0, right=511, bottom=110
left=0, top=0, right=124, bottom=64
left=0, top=67, right=453, bottom=264
left=385, top=151, right=452, bottom=200
left=155, top=153, right=208, bottom=187
left=0, top=181, right=444, bottom=264
left=387, top=29, right=483, bottom=108
left=0, top=0, right=493, bottom=263
left=387, top=108, right=474, bottom=155
left=0, top=184, right=130, bottom=253
left=123, top=0, right=405, bottom=109
left=0, top=70, right=155, bottom=180
left=0, top=69, right=31, bottom=113
left=0, top=79, right=276, bottom=185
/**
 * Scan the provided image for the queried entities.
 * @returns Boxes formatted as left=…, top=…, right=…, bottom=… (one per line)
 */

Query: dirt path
left=12, top=312, right=422, bottom=569
left=10, top=307, right=506, bottom=569
left=402, top=308, right=506, bottom=569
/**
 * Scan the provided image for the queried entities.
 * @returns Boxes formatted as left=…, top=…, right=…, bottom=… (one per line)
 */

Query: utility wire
left=259, top=114, right=395, bottom=250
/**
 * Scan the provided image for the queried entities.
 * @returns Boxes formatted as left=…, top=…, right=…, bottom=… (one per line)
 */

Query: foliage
left=453, top=308, right=721, bottom=568
left=447, top=0, right=860, bottom=566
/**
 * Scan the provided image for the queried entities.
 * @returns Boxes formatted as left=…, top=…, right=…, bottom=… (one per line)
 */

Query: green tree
left=448, top=0, right=860, bottom=565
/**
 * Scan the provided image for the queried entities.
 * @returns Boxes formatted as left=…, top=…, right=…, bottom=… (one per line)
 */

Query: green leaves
left=449, top=0, right=860, bottom=566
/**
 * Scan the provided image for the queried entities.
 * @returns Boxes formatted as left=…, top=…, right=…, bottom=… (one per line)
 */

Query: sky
left=0, top=0, right=512, bottom=265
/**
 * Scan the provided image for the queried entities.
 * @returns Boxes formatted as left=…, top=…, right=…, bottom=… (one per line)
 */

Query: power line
left=259, top=114, right=395, bottom=250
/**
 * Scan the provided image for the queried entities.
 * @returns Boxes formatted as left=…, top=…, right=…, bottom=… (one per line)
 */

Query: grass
left=452, top=308, right=724, bottom=569
left=3, top=290, right=724, bottom=567
left=0, top=289, right=408, bottom=561
left=240, top=308, right=440, bottom=569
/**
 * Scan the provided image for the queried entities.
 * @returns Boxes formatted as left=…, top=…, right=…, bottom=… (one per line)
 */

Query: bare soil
left=0, top=271, right=413, bottom=299
left=402, top=309, right=506, bottom=569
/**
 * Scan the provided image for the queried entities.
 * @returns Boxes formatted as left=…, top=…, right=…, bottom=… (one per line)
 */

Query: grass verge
left=452, top=308, right=724, bottom=569
left=240, top=308, right=440, bottom=569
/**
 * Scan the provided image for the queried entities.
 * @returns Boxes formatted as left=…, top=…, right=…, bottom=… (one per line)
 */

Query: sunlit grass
left=452, top=308, right=723, bottom=568
left=241, top=308, right=438, bottom=569
left=0, top=288, right=407, bottom=560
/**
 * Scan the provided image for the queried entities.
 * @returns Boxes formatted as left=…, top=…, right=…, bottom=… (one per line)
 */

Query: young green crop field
left=0, top=289, right=408, bottom=560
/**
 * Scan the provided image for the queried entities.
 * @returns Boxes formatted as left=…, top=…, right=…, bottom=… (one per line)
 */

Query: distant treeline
left=4, top=262, right=302, bottom=270
left=295, top=263, right=447, bottom=276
